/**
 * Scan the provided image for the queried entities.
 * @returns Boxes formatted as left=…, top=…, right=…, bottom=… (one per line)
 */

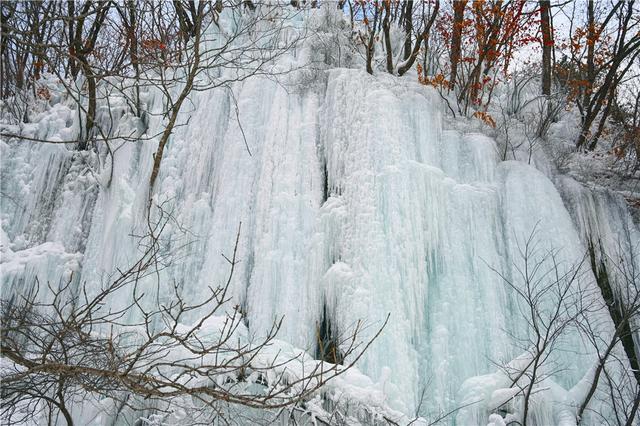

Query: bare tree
left=562, top=0, right=640, bottom=151
left=1, top=204, right=387, bottom=426
left=355, top=1, right=439, bottom=76
left=574, top=240, right=640, bottom=426
left=395, top=0, right=439, bottom=77
left=1, top=2, right=308, bottom=199
left=485, top=229, right=640, bottom=426
left=145, top=2, right=306, bottom=198
left=488, top=228, right=592, bottom=426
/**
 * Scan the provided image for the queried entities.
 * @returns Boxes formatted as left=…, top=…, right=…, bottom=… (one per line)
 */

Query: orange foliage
left=431, top=0, right=539, bottom=111
left=33, top=60, right=45, bottom=72
left=472, top=110, right=496, bottom=128
left=141, top=39, right=167, bottom=51
left=36, top=86, right=51, bottom=101
left=611, top=145, right=626, bottom=159
left=417, top=64, right=451, bottom=89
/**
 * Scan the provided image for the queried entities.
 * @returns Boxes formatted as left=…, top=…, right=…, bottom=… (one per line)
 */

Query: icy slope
left=2, top=56, right=638, bottom=426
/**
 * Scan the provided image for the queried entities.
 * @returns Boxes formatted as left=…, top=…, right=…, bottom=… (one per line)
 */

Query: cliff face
left=2, top=56, right=638, bottom=425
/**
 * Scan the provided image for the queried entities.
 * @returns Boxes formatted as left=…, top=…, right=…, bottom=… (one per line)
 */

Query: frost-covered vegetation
left=1, top=1, right=639, bottom=426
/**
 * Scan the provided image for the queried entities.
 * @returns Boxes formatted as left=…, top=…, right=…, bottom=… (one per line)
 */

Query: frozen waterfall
left=1, top=17, right=638, bottom=426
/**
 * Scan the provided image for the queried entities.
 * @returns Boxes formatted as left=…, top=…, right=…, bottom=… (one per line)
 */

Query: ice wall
left=1, top=25, right=638, bottom=426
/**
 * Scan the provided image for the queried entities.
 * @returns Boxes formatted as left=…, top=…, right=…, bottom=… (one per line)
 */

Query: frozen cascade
left=1, top=26, right=638, bottom=426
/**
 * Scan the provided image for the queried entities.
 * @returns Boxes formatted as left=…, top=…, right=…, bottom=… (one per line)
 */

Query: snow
left=1, top=6, right=639, bottom=426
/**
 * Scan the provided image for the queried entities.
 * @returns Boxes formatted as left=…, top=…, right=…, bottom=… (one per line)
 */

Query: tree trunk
left=57, top=379, right=74, bottom=426
left=383, top=1, right=393, bottom=74
left=67, top=1, right=78, bottom=79
left=127, top=1, right=141, bottom=118
left=79, top=60, right=96, bottom=150
left=365, top=6, right=379, bottom=75
left=539, top=0, right=553, bottom=95
left=149, top=5, right=204, bottom=196
left=403, top=0, right=413, bottom=61
left=584, top=0, right=595, bottom=111
left=449, top=0, right=466, bottom=88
